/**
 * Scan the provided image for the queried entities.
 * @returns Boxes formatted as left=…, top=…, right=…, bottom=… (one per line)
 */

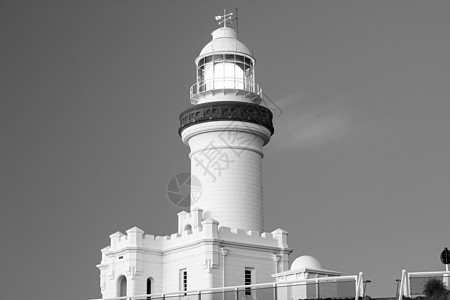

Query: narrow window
left=118, top=275, right=127, bottom=297
left=180, top=269, right=188, bottom=295
left=146, top=277, right=152, bottom=300
left=245, top=268, right=253, bottom=296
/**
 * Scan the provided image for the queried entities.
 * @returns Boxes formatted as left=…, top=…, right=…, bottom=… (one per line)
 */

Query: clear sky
left=2, top=1, right=450, bottom=299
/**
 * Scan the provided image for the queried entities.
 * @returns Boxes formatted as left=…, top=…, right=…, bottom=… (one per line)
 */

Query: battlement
left=105, top=218, right=216, bottom=253
left=107, top=230, right=191, bottom=252
left=106, top=220, right=288, bottom=255
left=218, top=226, right=289, bottom=248
left=177, top=208, right=203, bottom=234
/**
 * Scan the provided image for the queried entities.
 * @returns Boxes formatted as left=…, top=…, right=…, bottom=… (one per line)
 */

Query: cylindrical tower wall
left=182, top=122, right=270, bottom=233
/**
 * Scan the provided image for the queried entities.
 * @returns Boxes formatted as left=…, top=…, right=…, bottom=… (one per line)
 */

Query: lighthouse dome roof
left=291, top=255, right=322, bottom=270
left=198, top=27, right=252, bottom=57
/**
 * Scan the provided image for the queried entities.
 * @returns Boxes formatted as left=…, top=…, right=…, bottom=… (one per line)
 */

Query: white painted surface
left=97, top=213, right=291, bottom=298
left=291, top=255, right=322, bottom=270
left=199, top=27, right=251, bottom=57
left=181, top=121, right=271, bottom=233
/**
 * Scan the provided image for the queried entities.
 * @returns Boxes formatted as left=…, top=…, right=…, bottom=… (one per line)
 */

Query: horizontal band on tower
left=178, top=101, right=274, bottom=135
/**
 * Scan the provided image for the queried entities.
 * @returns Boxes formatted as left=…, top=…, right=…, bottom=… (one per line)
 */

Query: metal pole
left=395, top=279, right=400, bottom=300
left=317, top=279, right=320, bottom=300
left=363, top=280, right=371, bottom=299
left=223, top=10, right=227, bottom=28
left=234, top=8, right=239, bottom=34
left=446, top=264, right=449, bottom=289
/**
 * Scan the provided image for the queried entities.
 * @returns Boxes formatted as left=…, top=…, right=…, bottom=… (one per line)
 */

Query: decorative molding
left=202, top=259, right=219, bottom=272
left=179, top=101, right=274, bottom=136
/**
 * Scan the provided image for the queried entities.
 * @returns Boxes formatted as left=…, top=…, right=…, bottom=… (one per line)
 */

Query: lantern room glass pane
left=225, top=54, right=234, bottom=61
left=245, top=66, right=253, bottom=88
left=204, top=62, right=214, bottom=90
left=213, top=54, right=224, bottom=61
left=197, top=54, right=254, bottom=92
left=197, top=66, right=205, bottom=92
left=212, top=62, right=244, bottom=89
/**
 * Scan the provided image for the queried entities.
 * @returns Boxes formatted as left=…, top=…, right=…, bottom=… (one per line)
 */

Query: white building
left=273, top=256, right=343, bottom=300
left=97, top=14, right=339, bottom=299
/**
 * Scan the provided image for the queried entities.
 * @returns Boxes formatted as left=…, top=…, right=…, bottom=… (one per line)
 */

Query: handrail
left=398, top=269, right=450, bottom=300
left=355, top=272, right=364, bottom=300
left=408, top=270, right=450, bottom=276
left=90, top=274, right=361, bottom=300
left=398, top=269, right=407, bottom=300
left=190, top=78, right=262, bottom=99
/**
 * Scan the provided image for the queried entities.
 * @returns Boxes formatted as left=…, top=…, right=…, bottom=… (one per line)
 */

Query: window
left=198, top=54, right=253, bottom=91
left=180, top=269, right=188, bottom=295
left=245, top=268, right=253, bottom=296
left=146, top=277, right=152, bottom=300
left=118, top=275, right=127, bottom=297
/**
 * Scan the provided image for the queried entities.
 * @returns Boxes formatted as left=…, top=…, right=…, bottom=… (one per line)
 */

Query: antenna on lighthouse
left=235, top=8, right=239, bottom=33
left=215, top=9, right=234, bottom=28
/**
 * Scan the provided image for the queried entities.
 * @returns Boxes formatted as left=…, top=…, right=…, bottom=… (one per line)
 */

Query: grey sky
left=1, top=1, right=450, bottom=299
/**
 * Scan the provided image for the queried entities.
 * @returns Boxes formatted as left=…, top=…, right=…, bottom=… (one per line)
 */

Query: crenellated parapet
left=218, top=227, right=289, bottom=249
left=177, top=207, right=203, bottom=234
left=98, top=212, right=292, bottom=296
left=103, top=211, right=289, bottom=255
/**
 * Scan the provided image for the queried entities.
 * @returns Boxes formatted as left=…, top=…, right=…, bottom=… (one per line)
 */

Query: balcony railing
left=90, top=273, right=364, bottom=300
left=398, top=270, right=450, bottom=300
left=190, top=78, right=262, bottom=101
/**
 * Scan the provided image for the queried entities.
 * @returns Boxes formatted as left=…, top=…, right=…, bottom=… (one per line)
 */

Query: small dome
left=291, top=255, right=322, bottom=270
left=198, top=27, right=252, bottom=57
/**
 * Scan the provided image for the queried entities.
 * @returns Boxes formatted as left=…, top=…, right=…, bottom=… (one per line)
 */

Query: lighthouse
left=179, top=11, right=273, bottom=233
left=97, top=12, right=293, bottom=299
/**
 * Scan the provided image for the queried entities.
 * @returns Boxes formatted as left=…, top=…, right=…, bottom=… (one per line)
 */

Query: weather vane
left=215, top=9, right=234, bottom=28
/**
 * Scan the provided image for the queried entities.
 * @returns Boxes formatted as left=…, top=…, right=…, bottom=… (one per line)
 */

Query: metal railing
left=398, top=270, right=450, bottom=300
left=190, top=78, right=262, bottom=99
left=90, top=273, right=364, bottom=300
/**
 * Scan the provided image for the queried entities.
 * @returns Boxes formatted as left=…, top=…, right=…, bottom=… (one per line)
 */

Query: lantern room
left=190, top=23, right=262, bottom=105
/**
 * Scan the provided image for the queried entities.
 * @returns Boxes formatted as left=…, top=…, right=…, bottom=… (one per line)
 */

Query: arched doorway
left=118, top=275, right=127, bottom=297
left=147, top=277, right=152, bottom=299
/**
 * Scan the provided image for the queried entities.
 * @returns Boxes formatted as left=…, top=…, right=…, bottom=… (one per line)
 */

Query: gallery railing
left=90, top=273, right=364, bottom=300
left=397, top=270, right=450, bottom=300
left=190, top=78, right=262, bottom=100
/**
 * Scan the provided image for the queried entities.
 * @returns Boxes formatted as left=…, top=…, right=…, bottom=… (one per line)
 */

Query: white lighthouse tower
left=179, top=11, right=273, bottom=233
left=97, top=12, right=293, bottom=299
